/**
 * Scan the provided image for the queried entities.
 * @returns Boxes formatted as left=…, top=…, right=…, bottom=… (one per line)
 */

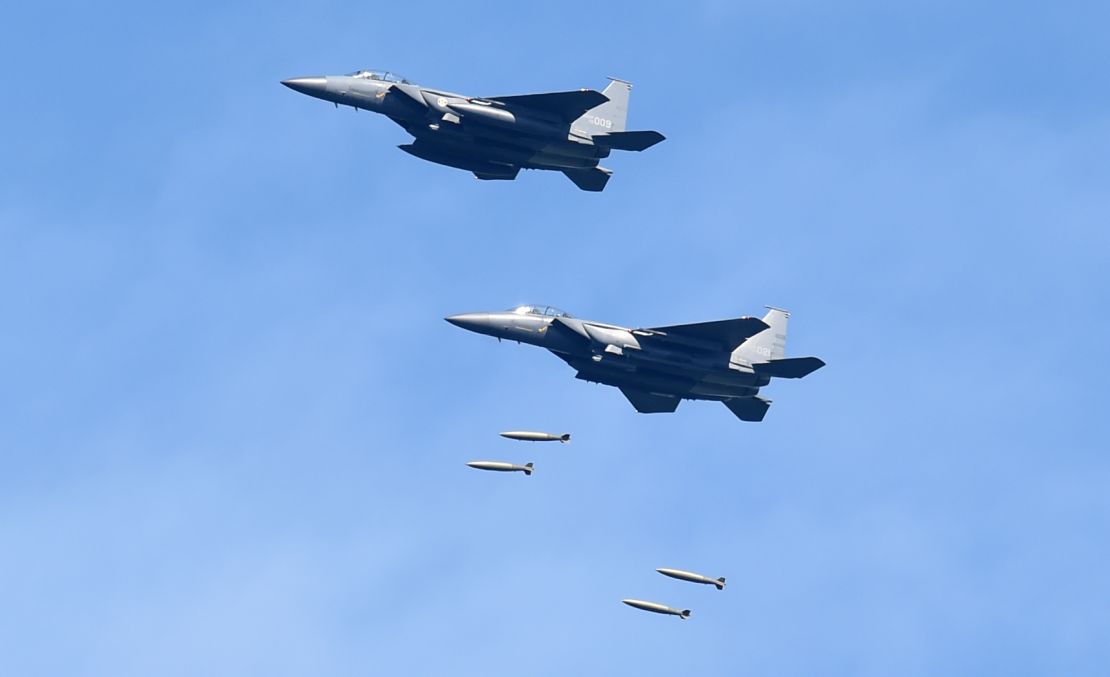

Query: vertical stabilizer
left=731, top=307, right=788, bottom=364
left=573, top=78, right=630, bottom=134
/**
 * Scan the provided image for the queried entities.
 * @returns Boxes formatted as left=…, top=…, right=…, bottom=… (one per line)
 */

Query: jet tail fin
left=563, top=166, right=612, bottom=192
left=731, top=307, right=788, bottom=364
left=716, top=577, right=726, bottom=590
left=680, top=609, right=691, bottom=619
left=523, top=462, right=534, bottom=476
left=559, top=434, right=571, bottom=443
left=573, top=77, right=631, bottom=134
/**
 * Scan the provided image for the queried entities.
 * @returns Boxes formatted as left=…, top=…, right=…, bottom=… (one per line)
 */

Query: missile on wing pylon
left=622, top=599, right=690, bottom=619
left=466, top=461, right=534, bottom=475
left=499, top=431, right=571, bottom=443
left=656, top=568, right=726, bottom=590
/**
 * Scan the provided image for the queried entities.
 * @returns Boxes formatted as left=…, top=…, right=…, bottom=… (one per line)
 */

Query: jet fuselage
left=282, top=71, right=663, bottom=190
left=446, top=305, right=825, bottom=421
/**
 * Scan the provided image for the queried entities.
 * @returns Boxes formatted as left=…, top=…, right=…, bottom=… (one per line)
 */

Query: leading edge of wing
left=483, top=89, right=609, bottom=121
left=642, top=317, right=770, bottom=351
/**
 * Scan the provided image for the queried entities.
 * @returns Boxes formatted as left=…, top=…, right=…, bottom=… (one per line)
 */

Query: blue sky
left=2, top=2, right=1108, bottom=675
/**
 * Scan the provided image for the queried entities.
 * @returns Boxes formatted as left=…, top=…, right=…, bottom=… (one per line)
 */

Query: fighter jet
left=281, top=70, right=664, bottom=191
left=445, top=306, right=824, bottom=422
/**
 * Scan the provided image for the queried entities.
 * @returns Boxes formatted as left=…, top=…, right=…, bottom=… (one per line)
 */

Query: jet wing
left=484, top=89, right=609, bottom=121
left=640, top=317, right=770, bottom=352
left=619, top=387, right=681, bottom=414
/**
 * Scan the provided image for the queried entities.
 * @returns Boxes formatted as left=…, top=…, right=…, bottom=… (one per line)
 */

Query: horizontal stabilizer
left=646, top=317, right=769, bottom=352
left=620, top=387, right=680, bottom=414
left=752, top=357, right=826, bottom=379
left=723, top=396, right=771, bottom=422
left=563, top=166, right=612, bottom=192
left=591, top=130, right=666, bottom=151
left=485, top=89, right=609, bottom=121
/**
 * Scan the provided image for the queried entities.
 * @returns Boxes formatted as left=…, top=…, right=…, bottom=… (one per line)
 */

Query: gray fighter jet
left=281, top=70, right=664, bottom=191
left=446, top=306, right=824, bottom=422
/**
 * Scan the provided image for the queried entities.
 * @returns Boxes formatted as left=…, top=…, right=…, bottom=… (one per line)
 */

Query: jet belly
left=640, top=358, right=764, bottom=398
left=415, top=124, right=603, bottom=170
left=407, top=98, right=605, bottom=169
left=411, top=126, right=533, bottom=163
left=561, top=339, right=763, bottom=402
left=586, top=369, right=760, bottom=402
left=398, top=143, right=519, bottom=178
left=424, top=93, right=606, bottom=165
left=570, top=362, right=704, bottom=401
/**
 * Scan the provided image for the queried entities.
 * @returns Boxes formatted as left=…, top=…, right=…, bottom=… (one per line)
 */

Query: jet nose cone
left=281, top=76, right=327, bottom=97
left=445, top=313, right=493, bottom=333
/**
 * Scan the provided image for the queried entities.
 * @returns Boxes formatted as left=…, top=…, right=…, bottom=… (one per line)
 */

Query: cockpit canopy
left=346, top=70, right=410, bottom=84
left=508, top=305, right=573, bottom=318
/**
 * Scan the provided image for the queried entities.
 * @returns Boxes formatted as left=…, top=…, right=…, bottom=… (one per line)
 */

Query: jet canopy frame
left=509, top=304, right=573, bottom=318
left=346, top=69, right=411, bottom=84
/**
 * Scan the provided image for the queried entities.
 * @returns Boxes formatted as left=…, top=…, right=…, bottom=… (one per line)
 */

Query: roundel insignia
left=437, top=97, right=447, bottom=108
